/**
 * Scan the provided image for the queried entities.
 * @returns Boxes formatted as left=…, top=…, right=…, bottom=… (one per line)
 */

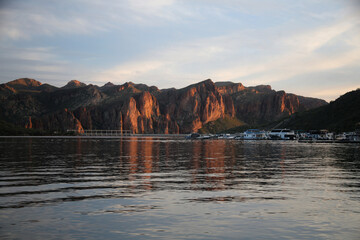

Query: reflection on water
left=0, top=137, right=359, bottom=239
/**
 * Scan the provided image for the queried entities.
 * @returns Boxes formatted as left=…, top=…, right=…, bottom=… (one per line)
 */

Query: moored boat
left=242, top=129, right=267, bottom=140
left=185, top=133, right=200, bottom=139
left=269, top=129, right=296, bottom=140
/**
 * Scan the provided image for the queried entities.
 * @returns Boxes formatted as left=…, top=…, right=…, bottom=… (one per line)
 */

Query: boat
left=268, top=129, right=296, bottom=140
left=344, top=131, right=360, bottom=142
left=197, top=134, right=215, bottom=140
left=308, top=130, right=334, bottom=140
left=242, top=129, right=267, bottom=140
left=217, top=134, right=235, bottom=139
left=185, top=133, right=200, bottom=139
left=185, top=133, right=216, bottom=140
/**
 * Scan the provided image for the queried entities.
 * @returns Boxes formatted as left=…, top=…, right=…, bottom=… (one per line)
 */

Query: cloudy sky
left=0, top=0, right=359, bottom=101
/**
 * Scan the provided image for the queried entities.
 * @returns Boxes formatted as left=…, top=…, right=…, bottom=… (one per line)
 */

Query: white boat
left=185, top=133, right=216, bottom=140
left=218, top=134, right=235, bottom=139
left=185, top=133, right=200, bottom=139
left=268, top=129, right=296, bottom=140
left=243, top=129, right=267, bottom=140
left=344, top=132, right=360, bottom=142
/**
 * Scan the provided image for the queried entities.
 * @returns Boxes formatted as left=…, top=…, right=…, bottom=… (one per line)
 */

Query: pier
left=67, top=129, right=132, bottom=136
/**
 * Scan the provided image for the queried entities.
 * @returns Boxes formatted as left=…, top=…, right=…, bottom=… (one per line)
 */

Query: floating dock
left=67, top=129, right=132, bottom=136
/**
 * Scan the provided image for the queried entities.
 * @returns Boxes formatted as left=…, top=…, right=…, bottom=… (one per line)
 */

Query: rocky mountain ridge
left=0, top=78, right=327, bottom=134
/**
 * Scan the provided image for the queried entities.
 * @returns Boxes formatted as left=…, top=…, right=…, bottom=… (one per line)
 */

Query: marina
left=186, top=129, right=360, bottom=143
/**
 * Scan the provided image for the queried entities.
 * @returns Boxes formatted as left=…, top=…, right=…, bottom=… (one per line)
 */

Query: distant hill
left=0, top=78, right=58, bottom=94
left=0, top=78, right=328, bottom=134
left=62, top=80, right=87, bottom=89
left=277, top=89, right=360, bottom=132
left=6, top=78, right=42, bottom=90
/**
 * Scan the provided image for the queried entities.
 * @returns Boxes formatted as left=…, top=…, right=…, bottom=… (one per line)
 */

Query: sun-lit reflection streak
left=126, top=139, right=138, bottom=187
left=118, top=138, right=124, bottom=169
left=151, top=140, right=160, bottom=173
left=121, top=138, right=158, bottom=191
left=204, top=140, right=226, bottom=190
left=141, top=138, right=153, bottom=190
left=191, top=141, right=202, bottom=185
left=190, top=140, right=239, bottom=191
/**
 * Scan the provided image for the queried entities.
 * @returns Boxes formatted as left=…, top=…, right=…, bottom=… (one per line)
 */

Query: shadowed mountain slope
left=277, top=89, right=360, bottom=132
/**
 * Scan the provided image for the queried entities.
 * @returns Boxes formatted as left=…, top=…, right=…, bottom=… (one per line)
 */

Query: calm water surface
left=0, top=137, right=359, bottom=239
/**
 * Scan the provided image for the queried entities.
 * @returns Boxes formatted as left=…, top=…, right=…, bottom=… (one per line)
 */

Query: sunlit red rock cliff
left=0, top=78, right=327, bottom=134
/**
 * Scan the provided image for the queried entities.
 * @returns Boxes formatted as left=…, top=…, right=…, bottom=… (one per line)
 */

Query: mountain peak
left=63, top=80, right=87, bottom=89
left=186, top=79, right=213, bottom=88
left=8, top=78, right=42, bottom=87
left=103, top=82, right=114, bottom=88
left=202, top=79, right=213, bottom=85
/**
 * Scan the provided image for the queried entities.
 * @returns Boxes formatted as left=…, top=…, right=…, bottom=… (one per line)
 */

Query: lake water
left=0, top=137, right=359, bottom=239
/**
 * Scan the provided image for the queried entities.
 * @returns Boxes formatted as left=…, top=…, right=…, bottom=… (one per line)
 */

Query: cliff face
left=119, top=91, right=163, bottom=133
left=215, top=82, right=327, bottom=125
left=157, top=79, right=235, bottom=133
left=48, top=85, right=105, bottom=110
left=233, top=90, right=300, bottom=124
left=0, top=78, right=328, bottom=134
left=27, top=108, right=84, bottom=133
left=297, top=96, right=328, bottom=111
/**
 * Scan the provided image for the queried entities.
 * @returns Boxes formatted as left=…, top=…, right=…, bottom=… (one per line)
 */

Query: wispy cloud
left=88, top=37, right=228, bottom=87
left=90, top=14, right=360, bottom=94
left=0, top=0, right=189, bottom=40
left=0, top=45, right=91, bottom=85
left=126, top=0, right=179, bottom=22
left=0, top=0, right=359, bottom=101
left=282, top=20, right=356, bottom=53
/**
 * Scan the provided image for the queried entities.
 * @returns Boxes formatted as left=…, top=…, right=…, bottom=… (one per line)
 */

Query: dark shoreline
left=0, top=134, right=187, bottom=139
left=1, top=135, right=359, bottom=143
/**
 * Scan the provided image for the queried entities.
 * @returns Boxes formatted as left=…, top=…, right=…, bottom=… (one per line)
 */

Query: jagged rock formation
left=0, top=78, right=328, bottom=134
left=156, top=80, right=235, bottom=133
left=101, top=82, right=115, bottom=88
left=214, top=82, right=327, bottom=125
left=216, top=82, right=245, bottom=95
